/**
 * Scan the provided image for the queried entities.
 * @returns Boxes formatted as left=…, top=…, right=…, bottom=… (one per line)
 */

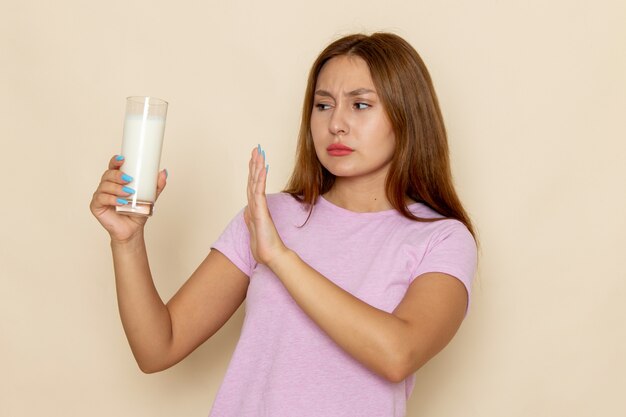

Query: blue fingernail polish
left=266, top=164, right=269, bottom=174
left=115, top=155, right=124, bottom=161
left=257, top=144, right=261, bottom=153
left=117, top=198, right=128, bottom=205
left=122, top=174, right=133, bottom=182
left=164, top=169, right=168, bottom=178
left=122, top=186, right=135, bottom=194
left=262, top=150, right=266, bottom=160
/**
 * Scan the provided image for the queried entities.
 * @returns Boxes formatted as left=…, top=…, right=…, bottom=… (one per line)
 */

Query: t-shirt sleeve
left=410, top=220, right=478, bottom=314
left=210, top=208, right=255, bottom=277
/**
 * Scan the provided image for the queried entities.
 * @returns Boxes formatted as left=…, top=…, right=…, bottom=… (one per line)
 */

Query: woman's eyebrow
left=314, top=90, right=333, bottom=97
left=314, top=88, right=377, bottom=97
left=346, top=88, right=377, bottom=96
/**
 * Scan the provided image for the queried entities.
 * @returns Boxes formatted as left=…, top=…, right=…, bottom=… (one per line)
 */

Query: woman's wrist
left=110, top=230, right=145, bottom=250
left=266, top=247, right=297, bottom=276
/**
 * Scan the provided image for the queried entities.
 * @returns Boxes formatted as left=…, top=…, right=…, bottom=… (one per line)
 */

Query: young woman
left=90, top=32, right=477, bottom=417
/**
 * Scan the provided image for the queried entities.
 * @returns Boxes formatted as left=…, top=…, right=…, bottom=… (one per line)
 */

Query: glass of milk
left=115, top=96, right=168, bottom=217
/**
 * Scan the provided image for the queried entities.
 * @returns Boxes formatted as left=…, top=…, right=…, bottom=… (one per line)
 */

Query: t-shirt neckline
left=317, top=194, right=422, bottom=218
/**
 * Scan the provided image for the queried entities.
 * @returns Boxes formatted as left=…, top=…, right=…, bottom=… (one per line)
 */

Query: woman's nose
left=329, top=105, right=349, bottom=136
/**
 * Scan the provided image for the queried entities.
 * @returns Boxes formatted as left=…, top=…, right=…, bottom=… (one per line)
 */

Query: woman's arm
left=268, top=252, right=467, bottom=382
left=112, top=237, right=248, bottom=373
left=244, top=146, right=467, bottom=382
left=91, top=156, right=248, bottom=373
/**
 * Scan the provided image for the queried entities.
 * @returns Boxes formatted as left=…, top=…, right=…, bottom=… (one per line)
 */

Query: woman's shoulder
left=407, top=201, right=443, bottom=219
left=404, top=203, right=474, bottom=242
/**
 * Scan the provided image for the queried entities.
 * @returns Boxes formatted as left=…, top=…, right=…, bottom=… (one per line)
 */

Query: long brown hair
left=283, top=32, right=476, bottom=239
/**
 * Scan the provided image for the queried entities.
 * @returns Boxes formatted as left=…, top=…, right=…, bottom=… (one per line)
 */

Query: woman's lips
left=327, top=144, right=354, bottom=156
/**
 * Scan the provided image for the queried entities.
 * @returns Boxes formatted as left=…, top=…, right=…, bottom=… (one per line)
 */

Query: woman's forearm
left=111, top=232, right=173, bottom=373
left=267, top=250, right=411, bottom=382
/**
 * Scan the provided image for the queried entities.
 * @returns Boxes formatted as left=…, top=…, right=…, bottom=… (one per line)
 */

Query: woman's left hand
left=244, top=145, right=288, bottom=267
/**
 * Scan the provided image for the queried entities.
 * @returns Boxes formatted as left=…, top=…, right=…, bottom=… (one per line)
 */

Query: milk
left=120, top=115, right=166, bottom=204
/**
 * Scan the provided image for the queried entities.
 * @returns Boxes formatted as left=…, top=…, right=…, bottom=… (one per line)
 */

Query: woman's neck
left=323, top=178, right=392, bottom=213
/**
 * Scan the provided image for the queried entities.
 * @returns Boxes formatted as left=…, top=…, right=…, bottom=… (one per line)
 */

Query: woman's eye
left=315, top=103, right=331, bottom=111
left=354, top=102, right=370, bottom=110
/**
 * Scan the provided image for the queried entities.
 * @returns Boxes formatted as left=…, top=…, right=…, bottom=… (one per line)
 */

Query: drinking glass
left=115, top=96, right=168, bottom=216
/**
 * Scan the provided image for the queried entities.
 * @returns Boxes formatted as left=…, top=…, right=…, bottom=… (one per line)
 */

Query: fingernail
left=262, top=150, right=266, bottom=161
left=122, top=186, right=135, bottom=194
left=257, top=144, right=261, bottom=154
left=117, top=198, right=128, bottom=205
left=122, top=174, right=133, bottom=182
left=266, top=164, right=269, bottom=174
left=115, top=155, right=124, bottom=161
left=164, top=169, right=168, bottom=178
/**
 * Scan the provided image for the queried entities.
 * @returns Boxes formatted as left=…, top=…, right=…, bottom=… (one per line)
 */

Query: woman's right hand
left=90, top=155, right=167, bottom=243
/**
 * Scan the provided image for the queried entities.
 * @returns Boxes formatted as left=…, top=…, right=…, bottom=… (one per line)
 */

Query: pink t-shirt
left=209, top=193, right=477, bottom=417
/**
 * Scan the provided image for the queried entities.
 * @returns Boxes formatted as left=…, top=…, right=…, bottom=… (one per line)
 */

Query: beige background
left=1, top=0, right=625, bottom=415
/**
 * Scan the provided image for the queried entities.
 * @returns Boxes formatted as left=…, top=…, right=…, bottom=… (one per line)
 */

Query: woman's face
left=310, top=55, right=396, bottom=183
